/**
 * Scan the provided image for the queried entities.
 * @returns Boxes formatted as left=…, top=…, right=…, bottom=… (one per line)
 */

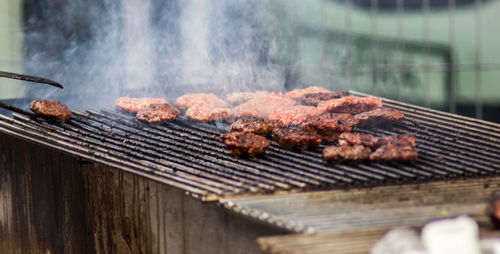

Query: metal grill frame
left=0, top=91, right=499, bottom=202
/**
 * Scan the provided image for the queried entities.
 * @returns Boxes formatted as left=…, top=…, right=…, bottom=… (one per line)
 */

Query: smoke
left=22, top=0, right=286, bottom=110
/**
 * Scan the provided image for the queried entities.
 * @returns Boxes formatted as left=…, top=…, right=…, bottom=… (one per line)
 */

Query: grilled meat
left=115, top=97, right=168, bottom=113
left=317, top=96, right=383, bottom=114
left=230, top=118, right=284, bottom=136
left=136, top=103, right=180, bottom=123
left=285, top=86, right=336, bottom=100
left=297, top=92, right=348, bottom=106
left=30, top=99, right=72, bottom=122
left=268, top=105, right=323, bottom=126
left=369, top=143, right=418, bottom=162
left=339, top=133, right=416, bottom=149
left=369, top=134, right=418, bottom=162
left=175, top=93, right=228, bottom=110
left=322, top=145, right=371, bottom=162
left=387, top=134, right=417, bottom=147
left=272, top=128, right=323, bottom=150
left=232, top=94, right=297, bottom=118
left=185, top=106, right=234, bottom=122
left=338, top=133, right=388, bottom=148
left=355, top=108, right=405, bottom=127
left=302, top=113, right=359, bottom=142
left=220, top=131, right=270, bottom=157
left=226, top=91, right=274, bottom=106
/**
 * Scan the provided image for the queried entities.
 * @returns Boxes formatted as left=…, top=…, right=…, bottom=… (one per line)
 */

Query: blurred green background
left=1, top=0, right=499, bottom=121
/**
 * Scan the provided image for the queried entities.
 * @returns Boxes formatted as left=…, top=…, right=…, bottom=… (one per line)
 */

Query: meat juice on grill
left=136, top=103, right=180, bottom=123
left=220, top=132, right=270, bottom=157
left=115, top=97, right=168, bottom=112
left=271, top=128, right=323, bottom=150
left=30, top=99, right=72, bottom=122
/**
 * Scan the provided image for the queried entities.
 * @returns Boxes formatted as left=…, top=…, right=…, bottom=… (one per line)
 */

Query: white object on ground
left=371, top=227, right=427, bottom=254
left=480, top=238, right=500, bottom=254
left=421, top=216, right=481, bottom=254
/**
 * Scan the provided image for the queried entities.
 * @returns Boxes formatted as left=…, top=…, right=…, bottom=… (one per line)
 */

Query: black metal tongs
left=0, top=70, right=64, bottom=114
left=0, top=70, right=64, bottom=89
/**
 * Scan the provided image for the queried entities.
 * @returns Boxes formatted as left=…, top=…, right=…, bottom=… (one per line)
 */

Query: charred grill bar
left=0, top=91, right=500, bottom=253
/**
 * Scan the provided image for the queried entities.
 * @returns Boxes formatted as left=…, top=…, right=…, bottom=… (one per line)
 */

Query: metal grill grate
left=0, top=91, right=499, bottom=201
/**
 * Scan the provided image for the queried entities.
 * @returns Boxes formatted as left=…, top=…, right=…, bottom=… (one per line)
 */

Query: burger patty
left=317, top=96, right=383, bottom=114
left=175, top=93, right=227, bottom=110
left=285, top=86, right=337, bottom=100
left=296, top=92, right=348, bottom=106
left=220, top=131, right=270, bottom=157
left=115, top=97, right=168, bottom=113
left=355, top=107, right=405, bottom=127
left=230, top=118, right=284, bottom=136
left=302, top=113, right=359, bottom=142
left=30, top=99, right=72, bottom=122
left=185, top=106, right=234, bottom=122
left=136, top=103, right=180, bottom=123
left=272, top=128, right=323, bottom=150
left=267, top=105, right=323, bottom=126
left=232, top=94, right=297, bottom=118
left=226, top=91, right=274, bottom=106
left=322, top=145, right=372, bottom=162
left=369, top=143, right=418, bottom=162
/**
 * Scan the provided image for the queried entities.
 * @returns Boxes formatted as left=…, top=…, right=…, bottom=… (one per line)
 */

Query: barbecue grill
left=1, top=91, right=499, bottom=253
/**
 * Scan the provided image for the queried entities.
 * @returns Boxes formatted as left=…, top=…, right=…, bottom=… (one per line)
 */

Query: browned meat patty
left=30, top=99, right=72, bottom=122
left=220, top=132, right=270, bottom=157
left=369, top=134, right=417, bottom=162
left=272, top=128, right=323, bottom=150
left=230, top=118, right=284, bottom=136
left=136, top=103, right=180, bottom=123
left=226, top=91, right=274, bottom=106
left=338, top=132, right=389, bottom=148
left=317, top=96, right=383, bottom=114
left=175, top=93, right=228, bottom=110
left=387, top=134, right=417, bottom=147
left=232, top=94, right=297, bottom=118
left=285, top=86, right=336, bottom=100
left=115, top=97, right=168, bottom=113
left=355, top=108, right=405, bottom=127
left=339, top=133, right=416, bottom=148
left=369, top=143, right=418, bottom=162
left=302, top=113, right=359, bottom=142
left=296, top=92, right=348, bottom=106
left=322, top=145, right=372, bottom=162
left=185, top=106, right=234, bottom=122
left=268, top=105, right=323, bottom=125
